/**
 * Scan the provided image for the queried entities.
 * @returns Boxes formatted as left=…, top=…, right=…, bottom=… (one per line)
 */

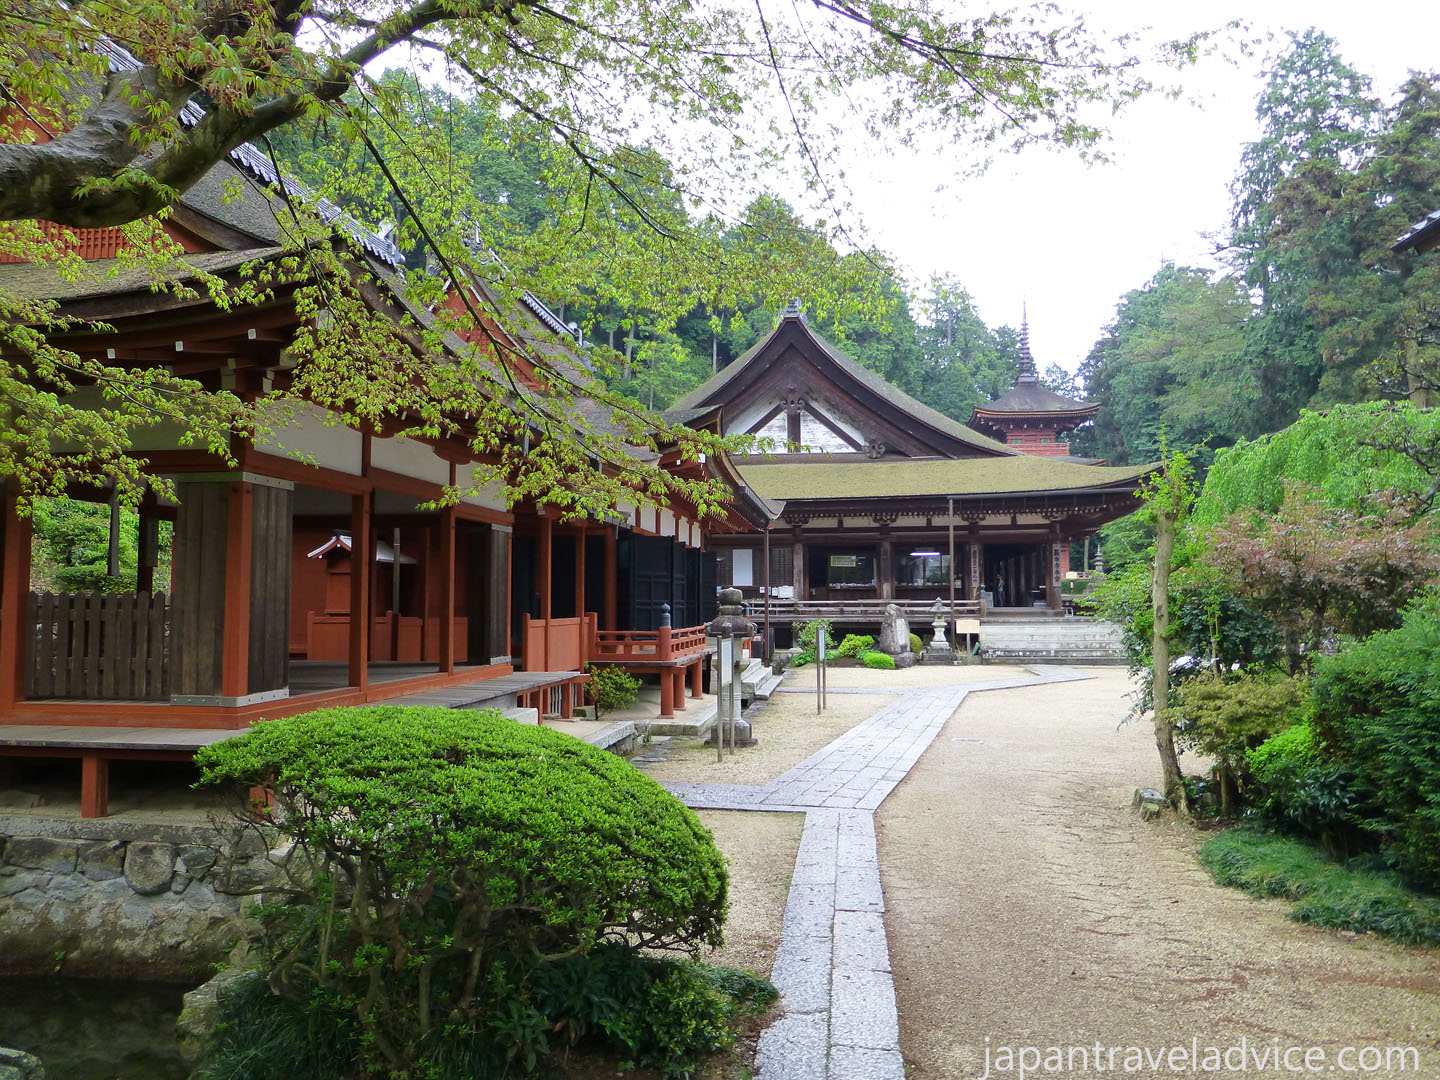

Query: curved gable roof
left=671, top=315, right=1017, bottom=458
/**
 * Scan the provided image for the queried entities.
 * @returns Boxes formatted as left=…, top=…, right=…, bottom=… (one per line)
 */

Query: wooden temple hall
left=0, top=85, right=772, bottom=816
left=668, top=306, right=1151, bottom=639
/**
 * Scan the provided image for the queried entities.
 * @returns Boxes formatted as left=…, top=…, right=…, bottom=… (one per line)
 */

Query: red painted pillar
left=0, top=485, right=32, bottom=710
left=659, top=670, right=675, bottom=718
left=690, top=659, right=704, bottom=699
left=80, top=753, right=109, bottom=819
left=672, top=668, right=686, bottom=711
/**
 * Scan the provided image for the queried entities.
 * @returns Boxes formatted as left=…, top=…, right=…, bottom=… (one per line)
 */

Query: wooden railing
left=522, top=613, right=590, bottom=671
left=25, top=591, right=170, bottom=700
left=590, top=621, right=710, bottom=663
left=756, top=597, right=981, bottom=622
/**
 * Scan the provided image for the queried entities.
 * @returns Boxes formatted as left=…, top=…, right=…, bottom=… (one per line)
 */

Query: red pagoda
left=969, top=315, right=1098, bottom=458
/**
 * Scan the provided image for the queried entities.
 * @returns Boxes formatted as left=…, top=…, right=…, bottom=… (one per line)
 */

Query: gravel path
left=878, top=669, right=1440, bottom=1079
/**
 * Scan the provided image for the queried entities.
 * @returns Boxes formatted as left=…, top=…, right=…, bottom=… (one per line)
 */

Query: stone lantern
left=920, top=597, right=958, bottom=664
left=707, top=587, right=757, bottom=749
left=929, top=597, right=949, bottom=649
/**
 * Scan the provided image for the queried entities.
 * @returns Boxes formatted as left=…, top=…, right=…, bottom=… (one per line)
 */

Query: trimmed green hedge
left=861, top=651, right=895, bottom=670
left=195, top=706, right=730, bottom=1077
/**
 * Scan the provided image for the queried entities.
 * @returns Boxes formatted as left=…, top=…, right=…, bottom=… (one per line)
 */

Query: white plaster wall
left=255, top=402, right=363, bottom=475
left=370, top=434, right=450, bottom=487
left=798, top=412, right=857, bottom=453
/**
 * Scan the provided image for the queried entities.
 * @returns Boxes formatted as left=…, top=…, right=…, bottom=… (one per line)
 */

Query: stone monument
left=876, top=603, right=918, bottom=668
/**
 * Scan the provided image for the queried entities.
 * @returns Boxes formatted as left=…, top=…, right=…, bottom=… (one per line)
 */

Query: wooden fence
left=25, top=591, right=170, bottom=700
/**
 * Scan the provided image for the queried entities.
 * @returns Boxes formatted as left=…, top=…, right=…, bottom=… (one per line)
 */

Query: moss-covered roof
left=670, top=316, right=1017, bottom=457
left=738, top=456, right=1152, bottom=501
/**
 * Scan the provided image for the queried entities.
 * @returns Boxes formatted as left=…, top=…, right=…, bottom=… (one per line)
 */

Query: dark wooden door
left=626, top=533, right=674, bottom=631
left=700, top=551, right=717, bottom=623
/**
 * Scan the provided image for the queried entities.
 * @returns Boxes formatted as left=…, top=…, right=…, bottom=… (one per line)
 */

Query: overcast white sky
left=841, top=0, right=1440, bottom=375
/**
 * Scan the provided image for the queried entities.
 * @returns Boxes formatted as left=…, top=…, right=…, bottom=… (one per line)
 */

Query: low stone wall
left=0, top=815, right=281, bottom=981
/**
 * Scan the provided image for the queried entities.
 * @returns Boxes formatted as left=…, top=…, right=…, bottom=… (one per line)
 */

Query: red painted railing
left=590, top=622, right=709, bottom=663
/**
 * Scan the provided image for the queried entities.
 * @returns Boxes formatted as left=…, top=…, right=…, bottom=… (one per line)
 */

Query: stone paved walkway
left=659, top=666, right=1092, bottom=1080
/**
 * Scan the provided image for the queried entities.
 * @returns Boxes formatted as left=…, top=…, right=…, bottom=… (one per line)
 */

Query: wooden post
left=349, top=492, right=371, bottom=691
left=136, top=494, right=159, bottom=594
left=220, top=481, right=254, bottom=699
left=659, top=668, right=675, bottom=717
left=603, top=527, right=617, bottom=631
left=878, top=533, right=894, bottom=601
left=106, top=489, right=121, bottom=579
left=948, top=496, right=956, bottom=630
left=81, top=753, right=109, bottom=819
left=791, top=527, right=805, bottom=600
left=439, top=508, right=456, bottom=673
left=672, top=668, right=686, bottom=711
left=762, top=524, right=772, bottom=664
left=0, top=486, right=32, bottom=709
left=690, top=659, right=704, bottom=699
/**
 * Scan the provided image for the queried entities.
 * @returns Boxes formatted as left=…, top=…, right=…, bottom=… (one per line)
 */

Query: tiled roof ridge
left=97, top=37, right=404, bottom=267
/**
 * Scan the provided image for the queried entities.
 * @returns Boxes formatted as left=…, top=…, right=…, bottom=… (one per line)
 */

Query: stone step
left=753, top=671, right=785, bottom=700
left=647, top=700, right=719, bottom=738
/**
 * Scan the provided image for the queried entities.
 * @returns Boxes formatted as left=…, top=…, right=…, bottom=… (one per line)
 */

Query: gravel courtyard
left=877, top=668, right=1440, bottom=1078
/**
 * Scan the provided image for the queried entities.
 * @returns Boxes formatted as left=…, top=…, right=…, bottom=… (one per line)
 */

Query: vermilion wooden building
left=0, top=90, right=771, bottom=816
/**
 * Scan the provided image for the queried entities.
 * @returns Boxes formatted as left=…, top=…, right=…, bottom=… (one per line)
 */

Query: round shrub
left=861, top=651, right=896, bottom=670
left=586, top=663, right=641, bottom=714
left=908, top=632, right=923, bottom=654
left=194, top=706, right=728, bottom=1077
left=835, top=633, right=875, bottom=658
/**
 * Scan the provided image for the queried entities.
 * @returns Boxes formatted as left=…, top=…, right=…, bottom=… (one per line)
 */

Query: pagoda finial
left=1017, top=303, right=1037, bottom=381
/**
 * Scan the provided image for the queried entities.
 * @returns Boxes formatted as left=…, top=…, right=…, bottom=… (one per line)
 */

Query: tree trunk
left=1151, top=509, right=1189, bottom=813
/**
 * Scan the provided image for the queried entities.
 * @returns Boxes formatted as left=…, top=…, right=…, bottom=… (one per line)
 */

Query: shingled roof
left=738, top=457, right=1151, bottom=502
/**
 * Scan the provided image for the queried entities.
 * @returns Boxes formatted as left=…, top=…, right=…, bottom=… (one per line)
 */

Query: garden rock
left=0, top=1047, right=44, bottom=1080
left=876, top=605, right=911, bottom=655
left=1132, top=788, right=1168, bottom=821
left=893, top=652, right=918, bottom=669
left=123, top=842, right=175, bottom=895
left=176, top=966, right=258, bottom=1065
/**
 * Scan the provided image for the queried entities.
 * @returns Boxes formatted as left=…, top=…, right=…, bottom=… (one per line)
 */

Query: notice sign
left=829, top=554, right=858, bottom=568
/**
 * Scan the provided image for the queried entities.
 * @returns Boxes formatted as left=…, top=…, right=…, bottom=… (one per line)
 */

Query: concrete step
left=753, top=671, right=785, bottom=700
left=647, top=700, right=719, bottom=738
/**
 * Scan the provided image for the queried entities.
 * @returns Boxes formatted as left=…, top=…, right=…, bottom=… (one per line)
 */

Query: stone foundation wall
left=0, top=816, right=281, bottom=981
